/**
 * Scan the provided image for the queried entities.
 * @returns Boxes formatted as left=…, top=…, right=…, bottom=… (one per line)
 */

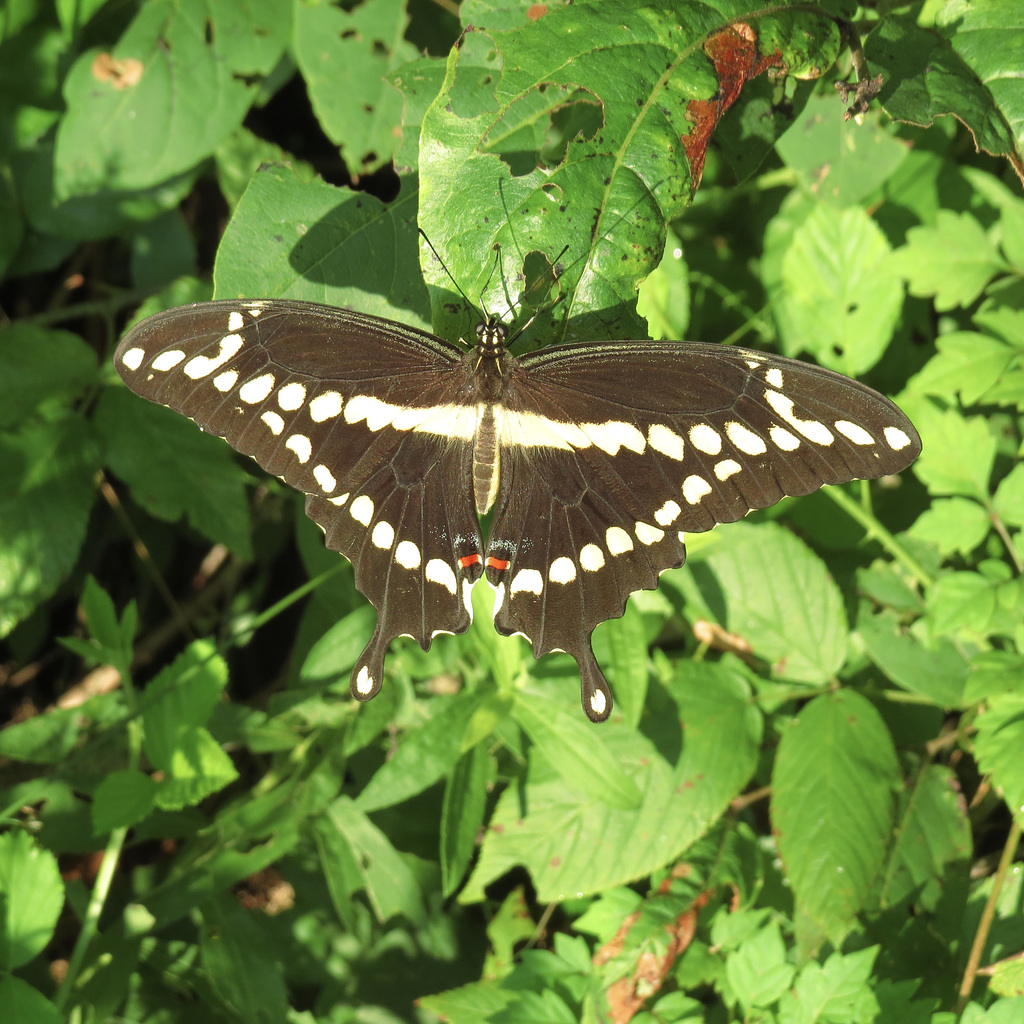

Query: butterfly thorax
left=470, top=317, right=512, bottom=514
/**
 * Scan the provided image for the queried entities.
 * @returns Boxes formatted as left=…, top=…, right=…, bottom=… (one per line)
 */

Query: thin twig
left=956, top=817, right=1022, bottom=1011
left=99, top=473, right=196, bottom=643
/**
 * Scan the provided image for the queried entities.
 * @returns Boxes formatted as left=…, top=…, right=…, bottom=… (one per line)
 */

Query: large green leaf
left=293, top=0, right=416, bottom=176
left=54, top=0, right=289, bottom=196
left=0, top=829, right=65, bottom=970
left=0, top=417, right=99, bottom=638
left=96, top=386, right=253, bottom=558
left=773, top=690, right=899, bottom=947
left=213, top=165, right=428, bottom=326
left=867, top=9, right=1023, bottom=178
left=0, top=324, right=97, bottom=429
left=463, top=662, right=760, bottom=901
left=417, top=0, right=839, bottom=343
left=694, top=522, right=848, bottom=685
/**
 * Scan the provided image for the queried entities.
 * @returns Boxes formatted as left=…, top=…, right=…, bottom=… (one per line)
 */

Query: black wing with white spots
left=483, top=341, right=919, bottom=720
left=115, top=300, right=484, bottom=702
left=115, top=299, right=921, bottom=722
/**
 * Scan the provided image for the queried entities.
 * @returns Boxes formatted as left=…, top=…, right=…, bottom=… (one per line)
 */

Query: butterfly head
left=474, top=317, right=509, bottom=358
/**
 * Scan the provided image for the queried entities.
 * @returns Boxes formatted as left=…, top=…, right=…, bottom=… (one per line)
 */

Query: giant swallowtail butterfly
left=115, top=298, right=920, bottom=721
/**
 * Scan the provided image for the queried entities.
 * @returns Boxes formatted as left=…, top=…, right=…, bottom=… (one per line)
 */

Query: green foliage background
left=1, top=0, right=1023, bottom=1022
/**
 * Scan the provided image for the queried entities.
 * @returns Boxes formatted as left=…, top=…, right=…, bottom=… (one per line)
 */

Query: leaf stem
left=956, top=817, right=1022, bottom=1011
left=825, top=485, right=935, bottom=588
left=987, top=504, right=1024, bottom=574
left=225, top=562, right=346, bottom=647
left=53, top=825, right=130, bottom=1013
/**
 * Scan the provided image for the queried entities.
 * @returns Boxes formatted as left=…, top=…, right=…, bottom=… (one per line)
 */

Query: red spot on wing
left=486, top=557, right=510, bottom=571
left=459, top=553, right=481, bottom=569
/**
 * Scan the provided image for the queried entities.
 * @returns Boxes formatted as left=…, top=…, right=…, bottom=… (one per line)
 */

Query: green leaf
left=698, top=522, right=848, bottom=684
left=387, top=52, right=448, bottom=173
left=0, top=706, right=82, bottom=764
left=464, top=662, right=760, bottom=902
left=96, top=386, right=253, bottom=558
left=858, top=609, right=967, bottom=707
left=213, top=125, right=318, bottom=211
left=889, top=210, right=1007, bottom=311
left=770, top=201, right=903, bottom=375
left=142, top=640, right=239, bottom=810
left=0, top=324, right=97, bottom=429
left=961, top=998, right=1024, bottom=1024
left=155, top=726, right=238, bottom=811
left=990, top=958, right=1024, bottom=1000
left=938, top=0, right=1024, bottom=173
left=994, top=463, right=1024, bottom=527
left=513, top=690, right=643, bottom=811
left=54, top=0, right=289, bottom=196
left=293, top=0, right=417, bottom=176
left=418, top=2, right=841, bottom=344
left=91, top=769, right=158, bottom=834
left=964, top=651, right=1024, bottom=703
left=298, top=604, right=377, bottom=687
left=778, top=947, right=880, bottom=1024
left=197, top=894, right=290, bottom=1024
left=441, top=743, right=491, bottom=897
left=356, top=691, right=487, bottom=812
left=907, top=404, right=995, bottom=502
left=907, top=496, right=991, bottom=557
left=926, top=571, right=998, bottom=637
left=973, top=693, right=1024, bottom=820
left=0, top=418, right=100, bottom=638
left=316, top=796, right=426, bottom=925
left=774, top=92, right=908, bottom=208
left=725, top=918, right=794, bottom=1013
left=867, top=12, right=1021, bottom=171
left=773, top=690, right=899, bottom=945
left=879, top=764, right=971, bottom=913
left=213, top=165, right=429, bottom=326
left=129, top=208, right=196, bottom=290
left=592, top=600, right=650, bottom=729
left=11, top=141, right=198, bottom=252
left=996, top=194, right=1024, bottom=269
left=0, top=829, right=65, bottom=970
left=908, top=330, right=1020, bottom=407
left=419, top=981, right=514, bottom=1024
left=69, top=575, right=137, bottom=678
left=0, top=975, right=65, bottom=1024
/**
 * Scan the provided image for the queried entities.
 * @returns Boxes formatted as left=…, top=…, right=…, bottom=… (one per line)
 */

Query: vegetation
left=1, top=0, right=1022, bottom=1021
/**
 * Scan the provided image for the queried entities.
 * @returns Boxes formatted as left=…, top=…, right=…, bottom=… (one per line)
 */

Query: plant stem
left=826, top=485, right=935, bottom=588
left=54, top=826, right=130, bottom=1013
left=956, top=817, right=1022, bottom=1011
left=226, top=562, right=346, bottom=647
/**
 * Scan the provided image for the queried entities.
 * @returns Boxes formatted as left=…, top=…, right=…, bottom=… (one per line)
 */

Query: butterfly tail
left=576, top=644, right=613, bottom=723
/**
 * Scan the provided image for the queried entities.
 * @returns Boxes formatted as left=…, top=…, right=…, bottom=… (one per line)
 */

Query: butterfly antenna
left=417, top=228, right=486, bottom=327
left=505, top=245, right=570, bottom=347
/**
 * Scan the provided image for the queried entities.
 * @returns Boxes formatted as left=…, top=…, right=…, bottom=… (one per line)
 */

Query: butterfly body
left=116, top=298, right=920, bottom=721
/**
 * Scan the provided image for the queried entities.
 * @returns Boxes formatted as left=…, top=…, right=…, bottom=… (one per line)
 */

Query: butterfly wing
left=115, top=299, right=484, bottom=701
left=486, top=341, right=921, bottom=721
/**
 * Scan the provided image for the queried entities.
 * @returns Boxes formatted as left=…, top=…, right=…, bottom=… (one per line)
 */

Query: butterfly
left=115, top=298, right=920, bottom=720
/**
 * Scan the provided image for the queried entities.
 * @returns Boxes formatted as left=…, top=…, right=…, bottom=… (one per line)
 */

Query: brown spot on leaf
left=91, top=53, right=144, bottom=89
left=682, top=23, right=784, bottom=187
left=527, top=4, right=548, bottom=19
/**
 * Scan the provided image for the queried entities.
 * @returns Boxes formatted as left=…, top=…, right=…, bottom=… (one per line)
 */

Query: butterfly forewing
left=115, top=298, right=921, bottom=723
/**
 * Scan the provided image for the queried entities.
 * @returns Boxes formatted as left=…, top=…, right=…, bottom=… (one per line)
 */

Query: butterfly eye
left=115, top=299, right=920, bottom=721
